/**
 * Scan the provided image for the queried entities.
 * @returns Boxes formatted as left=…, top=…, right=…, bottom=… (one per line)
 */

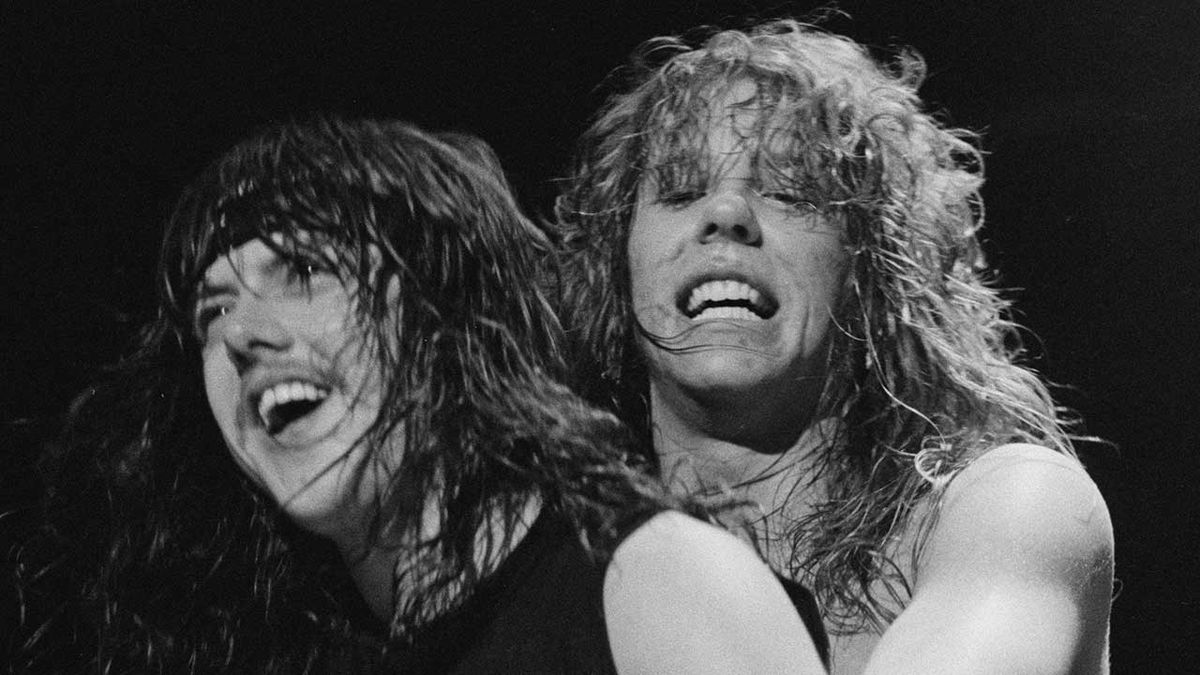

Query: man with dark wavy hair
left=557, top=19, right=1114, bottom=673
left=12, top=117, right=825, bottom=672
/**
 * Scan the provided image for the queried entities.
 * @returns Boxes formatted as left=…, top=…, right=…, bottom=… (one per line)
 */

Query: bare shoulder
left=869, top=443, right=1114, bottom=674
left=926, top=443, right=1113, bottom=579
left=603, top=511, right=825, bottom=674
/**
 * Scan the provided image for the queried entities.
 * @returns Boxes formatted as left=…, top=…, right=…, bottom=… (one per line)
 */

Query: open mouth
left=679, top=279, right=777, bottom=320
left=256, top=381, right=331, bottom=436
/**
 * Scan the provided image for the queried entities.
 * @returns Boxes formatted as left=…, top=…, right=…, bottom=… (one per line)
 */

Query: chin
left=664, top=351, right=782, bottom=396
left=248, top=450, right=358, bottom=527
left=278, top=485, right=362, bottom=537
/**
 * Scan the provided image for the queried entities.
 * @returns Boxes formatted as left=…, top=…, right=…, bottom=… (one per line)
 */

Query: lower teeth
left=695, top=306, right=760, bottom=320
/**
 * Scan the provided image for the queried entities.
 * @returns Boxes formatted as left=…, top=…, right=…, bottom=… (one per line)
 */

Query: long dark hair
left=12, top=117, right=676, bottom=671
left=555, top=20, right=1081, bottom=631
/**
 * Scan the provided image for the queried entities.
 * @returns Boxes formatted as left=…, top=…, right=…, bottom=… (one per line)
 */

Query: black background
left=4, top=1, right=1197, bottom=671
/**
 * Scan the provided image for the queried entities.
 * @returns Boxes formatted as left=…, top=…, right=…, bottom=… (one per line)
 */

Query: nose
left=697, top=189, right=762, bottom=246
left=221, top=300, right=293, bottom=373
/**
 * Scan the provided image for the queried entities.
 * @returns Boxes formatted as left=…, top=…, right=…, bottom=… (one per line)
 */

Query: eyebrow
left=194, top=279, right=238, bottom=303
left=194, top=247, right=307, bottom=303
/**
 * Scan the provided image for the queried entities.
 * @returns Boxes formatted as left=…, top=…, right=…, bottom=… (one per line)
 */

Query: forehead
left=643, top=79, right=805, bottom=172
left=197, top=210, right=344, bottom=270
left=199, top=237, right=291, bottom=287
left=192, top=174, right=360, bottom=263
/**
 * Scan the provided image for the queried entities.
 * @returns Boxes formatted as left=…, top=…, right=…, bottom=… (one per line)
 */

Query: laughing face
left=628, top=81, right=850, bottom=430
left=196, top=237, right=389, bottom=540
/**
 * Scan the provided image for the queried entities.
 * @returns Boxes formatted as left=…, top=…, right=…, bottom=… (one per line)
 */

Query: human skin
left=200, top=240, right=831, bottom=674
left=628, top=83, right=1114, bottom=674
left=198, top=237, right=387, bottom=548
left=628, top=81, right=849, bottom=470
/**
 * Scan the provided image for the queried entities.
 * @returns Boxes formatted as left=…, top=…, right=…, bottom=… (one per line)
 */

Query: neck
left=336, top=494, right=542, bottom=623
left=649, top=382, right=831, bottom=569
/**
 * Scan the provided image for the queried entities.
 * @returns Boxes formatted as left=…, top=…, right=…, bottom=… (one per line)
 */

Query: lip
left=240, top=362, right=341, bottom=432
left=674, top=267, right=779, bottom=320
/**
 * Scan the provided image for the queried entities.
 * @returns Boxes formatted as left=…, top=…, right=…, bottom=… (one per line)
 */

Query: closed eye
left=657, top=190, right=707, bottom=207
left=279, top=255, right=340, bottom=295
left=193, top=300, right=233, bottom=344
left=285, top=261, right=327, bottom=286
left=759, top=191, right=820, bottom=213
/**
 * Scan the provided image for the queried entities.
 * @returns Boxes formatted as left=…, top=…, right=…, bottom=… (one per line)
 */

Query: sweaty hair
left=12, top=117, right=675, bottom=671
left=555, top=20, right=1079, bottom=631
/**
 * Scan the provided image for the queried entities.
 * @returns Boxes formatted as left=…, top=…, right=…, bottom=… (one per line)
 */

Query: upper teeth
left=686, top=280, right=765, bottom=318
left=258, top=381, right=329, bottom=427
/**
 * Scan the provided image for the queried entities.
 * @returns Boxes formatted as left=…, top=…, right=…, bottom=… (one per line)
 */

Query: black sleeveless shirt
left=344, top=510, right=829, bottom=673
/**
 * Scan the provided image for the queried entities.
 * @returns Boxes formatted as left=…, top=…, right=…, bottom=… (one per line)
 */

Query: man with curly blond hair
left=557, top=19, right=1114, bottom=673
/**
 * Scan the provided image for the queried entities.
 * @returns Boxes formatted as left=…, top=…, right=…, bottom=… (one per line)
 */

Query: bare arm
left=864, top=444, right=1114, bottom=675
left=604, top=510, right=827, bottom=674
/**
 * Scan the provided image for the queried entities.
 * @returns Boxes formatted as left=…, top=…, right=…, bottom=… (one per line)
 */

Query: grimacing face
left=628, top=81, right=850, bottom=427
left=196, top=236, right=396, bottom=541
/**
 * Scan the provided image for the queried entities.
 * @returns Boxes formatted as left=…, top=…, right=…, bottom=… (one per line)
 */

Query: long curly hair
left=555, top=20, right=1079, bottom=631
left=11, top=117, right=676, bottom=671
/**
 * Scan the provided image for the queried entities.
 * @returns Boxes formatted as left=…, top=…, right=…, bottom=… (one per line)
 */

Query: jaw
left=646, top=373, right=817, bottom=471
left=641, top=328, right=830, bottom=451
left=223, top=399, right=380, bottom=537
left=256, top=440, right=375, bottom=538
left=650, top=343, right=779, bottom=391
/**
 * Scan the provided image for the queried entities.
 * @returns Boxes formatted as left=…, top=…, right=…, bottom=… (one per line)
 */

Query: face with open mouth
left=627, top=80, right=850, bottom=417
left=197, top=237, right=390, bottom=540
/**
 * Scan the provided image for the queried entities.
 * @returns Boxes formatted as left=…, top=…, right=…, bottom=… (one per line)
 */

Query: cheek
left=626, top=232, right=674, bottom=332
left=626, top=209, right=676, bottom=302
left=201, top=348, right=267, bottom=485
left=307, top=299, right=358, bottom=345
left=784, top=240, right=851, bottom=343
left=796, top=238, right=850, bottom=300
left=308, top=297, right=372, bottom=371
left=626, top=220, right=651, bottom=290
left=818, top=251, right=851, bottom=307
left=201, top=347, right=238, bottom=430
